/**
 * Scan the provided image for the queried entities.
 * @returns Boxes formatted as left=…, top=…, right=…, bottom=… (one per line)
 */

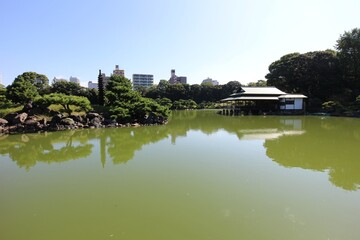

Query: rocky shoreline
left=0, top=106, right=167, bottom=135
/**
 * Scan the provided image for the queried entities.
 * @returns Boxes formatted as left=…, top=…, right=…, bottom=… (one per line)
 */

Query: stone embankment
left=0, top=105, right=166, bottom=135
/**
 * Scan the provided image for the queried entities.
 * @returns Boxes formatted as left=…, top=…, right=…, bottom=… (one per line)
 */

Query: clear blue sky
left=0, top=0, right=359, bottom=87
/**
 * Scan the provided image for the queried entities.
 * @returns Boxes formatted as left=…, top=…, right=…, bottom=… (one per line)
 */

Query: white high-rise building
left=132, top=74, right=154, bottom=88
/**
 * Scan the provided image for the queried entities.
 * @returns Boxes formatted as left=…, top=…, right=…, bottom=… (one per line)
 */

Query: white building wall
left=280, top=98, right=304, bottom=110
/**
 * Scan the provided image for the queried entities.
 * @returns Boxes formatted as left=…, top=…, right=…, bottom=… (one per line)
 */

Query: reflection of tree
left=2, top=110, right=359, bottom=191
left=264, top=117, right=360, bottom=191
left=0, top=130, right=93, bottom=170
left=106, top=126, right=169, bottom=164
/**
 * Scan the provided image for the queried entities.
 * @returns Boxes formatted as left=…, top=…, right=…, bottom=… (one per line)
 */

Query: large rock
left=61, top=118, right=75, bottom=126
left=0, top=118, right=8, bottom=126
left=22, top=101, right=33, bottom=112
left=4, top=113, right=18, bottom=125
left=14, top=113, right=28, bottom=124
left=70, top=115, right=83, bottom=123
left=89, top=117, right=102, bottom=128
left=86, top=112, right=100, bottom=119
left=24, top=119, right=40, bottom=127
left=50, top=114, right=63, bottom=125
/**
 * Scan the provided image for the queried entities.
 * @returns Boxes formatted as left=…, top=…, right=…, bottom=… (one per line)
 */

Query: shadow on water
left=1, top=110, right=360, bottom=190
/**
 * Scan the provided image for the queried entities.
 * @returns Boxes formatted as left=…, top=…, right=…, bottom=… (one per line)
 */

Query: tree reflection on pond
left=1, top=110, right=360, bottom=191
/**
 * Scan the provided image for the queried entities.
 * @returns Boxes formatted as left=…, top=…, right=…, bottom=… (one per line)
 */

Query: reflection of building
left=236, top=117, right=305, bottom=140
left=221, top=87, right=307, bottom=115
left=202, top=77, right=219, bottom=86
left=132, top=74, right=154, bottom=88
left=169, top=69, right=187, bottom=84
left=238, top=128, right=305, bottom=140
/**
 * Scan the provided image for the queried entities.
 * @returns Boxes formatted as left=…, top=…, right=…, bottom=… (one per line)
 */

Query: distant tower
left=169, top=69, right=177, bottom=84
left=113, top=65, right=125, bottom=77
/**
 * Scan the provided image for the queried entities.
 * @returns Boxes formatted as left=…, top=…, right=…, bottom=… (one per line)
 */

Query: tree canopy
left=6, top=78, right=39, bottom=104
left=336, top=28, right=360, bottom=98
left=265, top=50, right=343, bottom=107
left=105, top=75, right=170, bottom=123
left=34, top=93, right=92, bottom=114
left=14, top=72, right=49, bottom=94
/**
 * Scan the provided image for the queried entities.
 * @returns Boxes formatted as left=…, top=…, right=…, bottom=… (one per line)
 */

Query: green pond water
left=1, top=110, right=360, bottom=240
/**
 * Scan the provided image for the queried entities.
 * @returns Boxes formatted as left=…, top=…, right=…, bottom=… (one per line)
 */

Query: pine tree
left=98, top=70, right=104, bottom=106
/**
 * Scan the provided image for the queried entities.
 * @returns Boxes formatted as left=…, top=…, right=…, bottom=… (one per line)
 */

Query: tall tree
left=98, top=70, right=104, bottom=106
left=336, top=28, right=360, bottom=98
left=105, top=75, right=170, bottom=123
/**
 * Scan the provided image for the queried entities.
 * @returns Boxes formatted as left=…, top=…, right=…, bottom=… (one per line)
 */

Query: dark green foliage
left=0, top=85, right=11, bottom=106
left=35, top=93, right=92, bottom=114
left=144, top=81, right=240, bottom=104
left=51, top=80, right=84, bottom=95
left=98, top=70, right=104, bottom=106
left=247, top=80, right=267, bottom=87
left=266, top=50, right=342, bottom=105
left=82, top=88, right=99, bottom=105
left=105, top=75, right=170, bottom=123
left=221, top=81, right=242, bottom=98
left=336, top=28, right=360, bottom=99
left=50, top=80, right=98, bottom=104
left=172, top=99, right=198, bottom=110
left=5, top=71, right=51, bottom=104
left=13, top=72, right=49, bottom=94
left=322, top=101, right=344, bottom=113
left=155, top=98, right=172, bottom=108
left=6, top=78, right=39, bottom=104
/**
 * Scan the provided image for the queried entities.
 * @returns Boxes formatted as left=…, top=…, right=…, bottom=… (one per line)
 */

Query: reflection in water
left=1, top=110, right=360, bottom=190
left=0, top=130, right=93, bottom=170
left=264, top=117, right=360, bottom=191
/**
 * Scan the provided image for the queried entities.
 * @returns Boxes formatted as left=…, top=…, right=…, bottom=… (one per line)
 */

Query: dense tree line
left=143, top=80, right=242, bottom=105
left=266, top=28, right=360, bottom=112
left=3, top=73, right=98, bottom=106
left=2, top=28, right=359, bottom=114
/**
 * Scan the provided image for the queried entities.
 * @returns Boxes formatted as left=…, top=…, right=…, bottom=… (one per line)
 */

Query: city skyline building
left=69, top=76, right=80, bottom=84
left=202, top=77, right=219, bottom=86
left=168, top=69, right=187, bottom=84
left=88, top=81, right=98, bottom=89
left=113, top=65, right=125, bottom=77
left=132, top=74, right=154, bottom=89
